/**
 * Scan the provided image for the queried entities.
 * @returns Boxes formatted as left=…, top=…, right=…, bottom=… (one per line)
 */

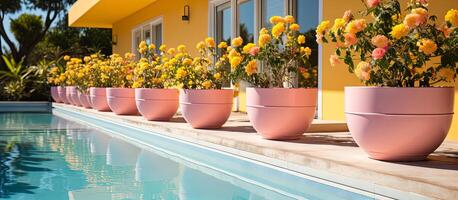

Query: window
left=215, top=2, right=232, bottom=52
left=294, top=0, right=319, bottom=33
left=132, top=18, right=163, bottom=58
left=237, top=0, right=255, bottom=45
left=261, top=0, right=285, bottom=28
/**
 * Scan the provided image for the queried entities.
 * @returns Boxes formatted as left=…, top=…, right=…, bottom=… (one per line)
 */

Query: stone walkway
left=53, top=103, right=458, bottom=199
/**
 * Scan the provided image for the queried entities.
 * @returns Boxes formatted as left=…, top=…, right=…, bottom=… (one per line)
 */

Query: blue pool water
left=0, top=113, right=374, bottom=200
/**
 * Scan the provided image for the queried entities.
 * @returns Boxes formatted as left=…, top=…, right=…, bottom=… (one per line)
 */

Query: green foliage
left=10, top=14, right=44, bottom=48
left=0, top=56, right=49, bottom=101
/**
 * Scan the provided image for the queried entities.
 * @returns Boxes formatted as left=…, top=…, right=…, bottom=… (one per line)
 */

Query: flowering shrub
left=318, top=0, right=457, bottom=87
left=101, top=53, right=136, bottom=88
left=173, top=37, right=231, bottom=89
left=229, top=15, right=317, bottom=88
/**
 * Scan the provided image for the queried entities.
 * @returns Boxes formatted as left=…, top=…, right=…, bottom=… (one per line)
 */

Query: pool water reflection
left=0, top=113, right=371, bottom=200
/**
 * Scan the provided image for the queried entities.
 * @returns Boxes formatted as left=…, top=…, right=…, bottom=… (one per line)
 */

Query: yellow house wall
left=109, top=0, right=457, bottom=141
left=321, top=0, right=458, bottom=141
left=112, top=0, right=208, bottom=56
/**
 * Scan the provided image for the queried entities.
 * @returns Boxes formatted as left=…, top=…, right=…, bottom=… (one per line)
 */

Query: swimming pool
left=0, top=113, right=376, bottom=200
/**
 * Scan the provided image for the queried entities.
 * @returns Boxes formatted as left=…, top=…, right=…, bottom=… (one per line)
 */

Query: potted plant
left=133, top=42, right=179, bottom=121
left=75, top=55, right=96, bottom=109
left=318, top=0, right=457, bottom=161
left=88, top=54, right=112, bottom=112
left=47, top=64, right=63, bottom=103
left=105, top=53, right=139, bottom=115
left=175, top=38, right=234, bottom=129
left=63, top=57, right=83, bottom=106
left=230, top=16, right=318, bottom=140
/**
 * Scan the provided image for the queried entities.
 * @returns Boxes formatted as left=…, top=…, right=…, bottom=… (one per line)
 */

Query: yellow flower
left=83, top=56, right=91, bottom=63
left=159, top=45, right=167, bottom=52
left=289, top=23, right=300, bottom=31
left=354, top=61, right=371, bottom=81
left=245, top=60, right=257, bottom=76
left=202, top=80, right=212, bottom=89
left=259, top=28, right=269, bottom=35
left=218, top=42, right=228, bottom=49
left=126, top=74, right=132, bottom=81
left=297, top=35, right=306, bottom=44
left=437, top=67, right=455, bottom=81
left=205, top=37, right=215, bottom=47
left=167, top=48, right=176, bottom=55
left=332, top=18, right=346, bottom=32
left=213, top=73, right=221, bottom=80
left=139, top=41, right=147, bottom=49
left=272, top=23, right=285, bottom=38
left=269, top=16, right=284, bottom=24
left=149, top=43, right=156, bottom=50
left=230, top=56, right=242, bottom=70
left=183, top=58, right=192, bottom=65
left=232, top=37, right=243, bottom=47
left=175, top=44, right=185, bottom=52
left=445, top=9, right=458, bottom=27
left=242, top=43, right=256, bottom=54
left=301, top=47, right=312, bottom=56
left=258, top=34, right=271, bottom=47
left=316, top=20, right=331, bottom=33
left=176, top=67, right=187, bottom=79
left=390, top=24, right=409, bottom=39
left=196, top=41, right=205, bottom=49
left=64, top=55, right=70, bottom=61
left=345, top=19, right=366, bottom=34
left=416, top=39, right=437, bottom=55
left=284, top=15, right=295, bottom=23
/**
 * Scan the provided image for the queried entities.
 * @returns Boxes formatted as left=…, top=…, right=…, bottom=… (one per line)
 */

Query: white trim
left=131, top=16, right=164, bottom=54
left=317, top=0, right=323, bottom=119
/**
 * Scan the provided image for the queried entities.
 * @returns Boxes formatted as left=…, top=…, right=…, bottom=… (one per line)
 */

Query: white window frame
left=131, top=17, right=163, bottom=55
left=208, top=0, right=322, bottom=118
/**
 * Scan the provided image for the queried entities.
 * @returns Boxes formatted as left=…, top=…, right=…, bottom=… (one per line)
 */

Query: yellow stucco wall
left=321, top=0, right=458, bottom=141
left=112, top=0, right=208, bottom=56
left=109, top=0, right=457, bottom=141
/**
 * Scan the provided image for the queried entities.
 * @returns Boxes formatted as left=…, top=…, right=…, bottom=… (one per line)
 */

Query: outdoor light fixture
left=182, top=4, right=190, bottom=21
left=112, top=34, right=118, bottom=45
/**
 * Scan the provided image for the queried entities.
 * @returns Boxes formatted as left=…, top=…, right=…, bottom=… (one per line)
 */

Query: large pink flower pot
left=50, top=86, right=62, bottom=103
left=70, top=87, right=82, bottom=107
left=246, top=88, right=318, bottom=140
left=78, top=90, right=92, bottom=109
left=66, top=86, right=76, bottom=105
left=107, top=88, right=139, bottom=115
left=57, top=86, right=70, bottom=104
left=90, top=87, right=111, bottom=112
left=180, top=89, right=233, bottom=129
left=135, top=88, right=179, bottom=121
left=345, top=87, right=454, bottom=161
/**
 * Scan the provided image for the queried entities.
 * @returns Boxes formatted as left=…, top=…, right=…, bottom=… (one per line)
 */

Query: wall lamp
left=182, top=4, right=190, bottom=21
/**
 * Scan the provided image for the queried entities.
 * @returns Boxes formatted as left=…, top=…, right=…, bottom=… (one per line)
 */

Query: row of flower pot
left=51, top=86, right=318, bottom=140
left=52, top=86, right=455, bottom=162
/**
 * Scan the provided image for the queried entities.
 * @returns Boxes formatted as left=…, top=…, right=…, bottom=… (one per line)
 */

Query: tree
left=0, top=0, right=76, bottom=65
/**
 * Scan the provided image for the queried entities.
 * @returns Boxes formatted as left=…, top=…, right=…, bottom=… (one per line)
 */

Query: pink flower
left=371, top=35, right=389, bottom=48
left=372, top=48, right=387, bottom=60
left=344, top=33, right=357, bottom=46
left=366, top=0, right=380, bottom=8
left=403, top=14, right=422, bottom=28
left=417, top=0, right=428, bottom=4
left=249, top=46, right=260, bottom=56
left=329, top=54, right=341, bottom=66
left=343, top=10, right=353, bottom=22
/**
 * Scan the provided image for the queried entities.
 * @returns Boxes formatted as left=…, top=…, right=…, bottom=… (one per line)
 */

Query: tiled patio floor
left=53, top=103, right=458, bottom=199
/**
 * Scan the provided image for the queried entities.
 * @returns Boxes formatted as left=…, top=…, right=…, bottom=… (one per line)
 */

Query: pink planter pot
left=107, top=88, right=139, bottom=115
left=246, top=88, right=317, bottom=140
left=90, top=87, right=111, bottom=112
left=57, top=86, right=70, bottom=104
left=78, top=90, right=92, bottom=109
left=50, top=86, right=62, bottom=103
left=135, top=88, right=179, bottom=121
left=70, top=87, right=82, bottom=107
left=345, top=87, right=454, bottom=161
left=66, top=86, right=76, bottom=105
left=180, top=89, right=233, bottom=129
